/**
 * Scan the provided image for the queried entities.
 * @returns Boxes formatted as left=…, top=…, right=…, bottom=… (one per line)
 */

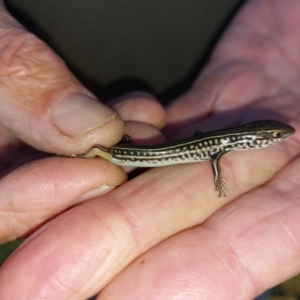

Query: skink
left=70, top=120, right=295, bottom=196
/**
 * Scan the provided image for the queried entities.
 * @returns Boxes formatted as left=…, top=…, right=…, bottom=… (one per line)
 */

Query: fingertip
left=123, top=121, right=167, bottom=145
left=110, top=92, right=166, bottom=129
left=49, top=92, right=125, bottom=154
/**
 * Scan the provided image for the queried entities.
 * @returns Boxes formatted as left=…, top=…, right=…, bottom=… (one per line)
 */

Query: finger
left=109, top=92, right=167, bottom=145
left=0, top=156, right=127, bottom=243
left=100, top=154, right=300, bottom=300
left=0, top=5, right=123, bottom=155
left=0, top=133, right=296, bottom=299
left=122, top=121, right=166, bottom=144
left=110, top=92, right=166, bottom=129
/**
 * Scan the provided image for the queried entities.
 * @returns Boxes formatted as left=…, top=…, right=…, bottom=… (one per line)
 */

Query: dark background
left=5, top=0, right=243, bottom=103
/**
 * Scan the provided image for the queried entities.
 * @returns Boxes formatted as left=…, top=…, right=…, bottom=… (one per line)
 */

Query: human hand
left=100, top=1, right=300, bottom=299
left=0, top=0, right=164, bottom=274
left=0, top=0, right=300, bottom=299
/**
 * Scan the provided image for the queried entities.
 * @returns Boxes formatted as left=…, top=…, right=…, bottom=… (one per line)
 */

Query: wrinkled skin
left=0, top=0, right=299, bottom=299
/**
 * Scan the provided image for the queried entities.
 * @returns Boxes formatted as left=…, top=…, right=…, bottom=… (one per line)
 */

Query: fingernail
left=52, top=93, right=117, bottom=136
left=75, top=185, right=116, bottom=204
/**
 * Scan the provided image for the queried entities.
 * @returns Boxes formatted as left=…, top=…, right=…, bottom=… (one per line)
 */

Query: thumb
left=0, top=3, right=123, bottom=155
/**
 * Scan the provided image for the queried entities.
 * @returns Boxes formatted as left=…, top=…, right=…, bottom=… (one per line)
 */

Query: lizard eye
left=273, top=131, right=284, bottom=138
